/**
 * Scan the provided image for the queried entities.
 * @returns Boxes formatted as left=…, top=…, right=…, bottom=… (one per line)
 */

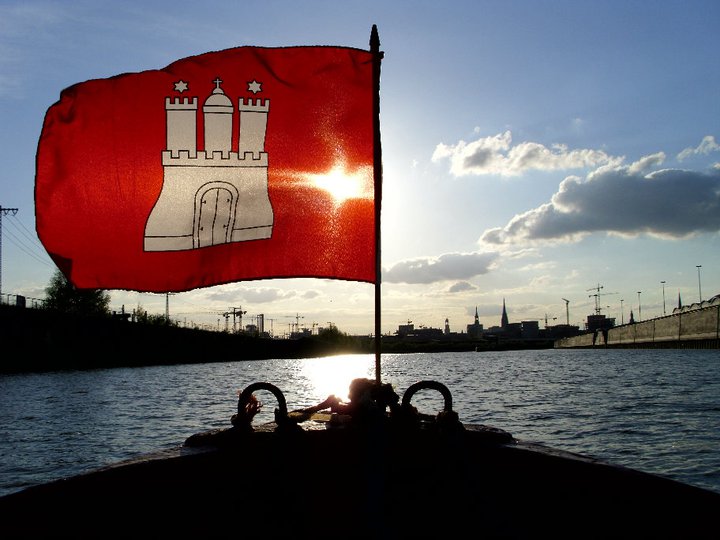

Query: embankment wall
left=556, top=304, right=720, bottom=349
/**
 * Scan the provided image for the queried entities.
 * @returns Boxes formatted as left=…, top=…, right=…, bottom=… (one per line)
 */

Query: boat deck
left=1, top=418, right=717, bottom=539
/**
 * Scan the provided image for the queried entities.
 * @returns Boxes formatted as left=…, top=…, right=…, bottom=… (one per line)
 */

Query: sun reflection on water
left=301, top=354, right=375, bottom=402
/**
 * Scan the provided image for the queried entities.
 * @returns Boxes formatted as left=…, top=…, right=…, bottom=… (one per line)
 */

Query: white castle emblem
left=144, top=78, right=274, bottom=251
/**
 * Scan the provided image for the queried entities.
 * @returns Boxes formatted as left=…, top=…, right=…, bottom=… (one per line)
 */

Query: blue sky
left=1, top=0, right=718, bottom=335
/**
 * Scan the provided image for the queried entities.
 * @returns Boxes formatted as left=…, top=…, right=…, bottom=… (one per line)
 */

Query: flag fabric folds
left=36, top=45, right=377, bottom=292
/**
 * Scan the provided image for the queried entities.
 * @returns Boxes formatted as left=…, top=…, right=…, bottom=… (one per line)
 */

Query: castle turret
left=238, top=98, right=270, bottom=158
left=166, top=97, right=198, bottom=157
left=203, top=79, right=233, bottom=157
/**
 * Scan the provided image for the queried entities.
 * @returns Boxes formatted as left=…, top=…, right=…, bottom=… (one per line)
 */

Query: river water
left=1, top=348, right=718, bottom=497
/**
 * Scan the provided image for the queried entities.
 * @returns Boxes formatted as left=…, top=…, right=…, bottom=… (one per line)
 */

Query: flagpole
left=370, top=25, right=383, bottom=385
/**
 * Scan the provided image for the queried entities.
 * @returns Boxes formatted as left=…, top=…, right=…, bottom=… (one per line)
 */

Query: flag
left=36, top=45, right=378, bottom=292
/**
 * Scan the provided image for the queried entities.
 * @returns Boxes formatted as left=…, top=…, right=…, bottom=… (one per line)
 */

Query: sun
left=307, top=163, right=373, bottom=205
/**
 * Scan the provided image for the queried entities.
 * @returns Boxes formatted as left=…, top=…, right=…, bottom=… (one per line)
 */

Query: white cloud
left=432, top=130, right=613, bottom=177
left=384, top=251, right=499, bottom=284
left=677, top=135, right=720, bottom=161
left=480, top=155, right=720, bottom=245
left=627, top=152, right=665, bottom=174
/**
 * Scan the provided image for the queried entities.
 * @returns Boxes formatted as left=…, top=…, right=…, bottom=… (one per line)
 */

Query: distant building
left=394, top=322, right=443, bottom=340
left=397, top=322, right=415, bottom=338
left=586, top=314, right=615, bottom=332
left=520, top=320, right=539, bottom=339
left=542, top=324, right=581, bottom=339
left=466, top=306, right=484, bottom=338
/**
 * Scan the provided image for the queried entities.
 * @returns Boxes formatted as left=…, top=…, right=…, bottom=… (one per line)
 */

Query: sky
left=1, top=0, right=719, bottom=336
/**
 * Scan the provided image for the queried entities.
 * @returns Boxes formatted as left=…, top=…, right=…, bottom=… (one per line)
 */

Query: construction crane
left=227, top=306, right=246, bottom=333
left=294, top=313, right=305, bottom=333
left=265, top=318, right=276, bottom=337
left=561, top=298, right=570, bottom=325
left=586, top=284, right=618, bottom=315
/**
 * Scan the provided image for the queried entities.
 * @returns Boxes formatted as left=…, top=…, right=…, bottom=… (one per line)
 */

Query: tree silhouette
left=44, top=269, right=111, bottom=317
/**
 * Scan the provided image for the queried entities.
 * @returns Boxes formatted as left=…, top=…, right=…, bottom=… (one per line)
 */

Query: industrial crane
left=294, top=313, right=305, bottom=333
left=265, top=318, right=276, bottom=337
left=586, top=284, right=618, bottom=315
left=226, top=306, right=246, bottom=333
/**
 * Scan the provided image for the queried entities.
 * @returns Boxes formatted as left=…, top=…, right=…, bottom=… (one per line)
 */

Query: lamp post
left=637, top=291, right=642, bottom=321
left=661, top=281, right=666, bottom=316
left=696, top=265, right=702, bottom=302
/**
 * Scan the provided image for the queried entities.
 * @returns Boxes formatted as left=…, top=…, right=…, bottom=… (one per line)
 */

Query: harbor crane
left=226, top=306, right=246, bottom=333
left=586, top=284, right=618, bottom=315
left=294, top=313, right=305, bottom=333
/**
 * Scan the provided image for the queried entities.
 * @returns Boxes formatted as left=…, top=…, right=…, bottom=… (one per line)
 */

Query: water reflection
left=300, top=354, right=374, bottom=402
left=241, top=354, right=374, bottom=424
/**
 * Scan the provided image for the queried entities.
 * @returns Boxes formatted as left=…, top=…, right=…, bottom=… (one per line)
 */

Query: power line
left=7, top=213, right=45, bottom=249
left=2, top=224, right=54, bottom=267
left=0, top=206, right=19, bottom=297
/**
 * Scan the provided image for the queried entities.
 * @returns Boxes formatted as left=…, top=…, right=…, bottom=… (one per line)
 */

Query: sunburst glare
left=306, top=163, right=373, bottom=205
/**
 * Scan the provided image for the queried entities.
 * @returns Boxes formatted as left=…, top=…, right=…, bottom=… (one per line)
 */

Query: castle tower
left=203, top=79, right=233, bottom=157
left=166, top=97, right=198, bottom=157
left=501, top=298, right=509, bottom=328
left=238, top=98, right=269, bottom=157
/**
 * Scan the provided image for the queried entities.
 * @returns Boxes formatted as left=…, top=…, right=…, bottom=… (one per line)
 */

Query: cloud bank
left=432, top=130, right=613, bottom=177
left=384, top=252, right=499, bottom=284
left=481, top=154, right=720, bottom=245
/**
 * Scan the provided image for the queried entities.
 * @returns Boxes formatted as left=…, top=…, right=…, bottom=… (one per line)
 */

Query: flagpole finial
left=370, top=24, right=380, bottom=53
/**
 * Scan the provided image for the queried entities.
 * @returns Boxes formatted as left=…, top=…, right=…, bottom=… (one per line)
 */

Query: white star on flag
left=174, top=80, right=189, bottom=93
left=248, top=80, right=262, bottom=94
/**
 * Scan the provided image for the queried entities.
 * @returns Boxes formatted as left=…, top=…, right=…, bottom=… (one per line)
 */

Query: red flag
left=36, top=45, right=377, bottom=292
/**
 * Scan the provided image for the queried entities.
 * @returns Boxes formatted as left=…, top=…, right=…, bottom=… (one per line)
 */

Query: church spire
left=501, top=298, right=509, bottom=328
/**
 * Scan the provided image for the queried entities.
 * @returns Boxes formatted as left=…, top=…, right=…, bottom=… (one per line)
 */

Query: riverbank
left=0, top=304, right=553, bottom=373
left=0, top=304, right=365, bottom=373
